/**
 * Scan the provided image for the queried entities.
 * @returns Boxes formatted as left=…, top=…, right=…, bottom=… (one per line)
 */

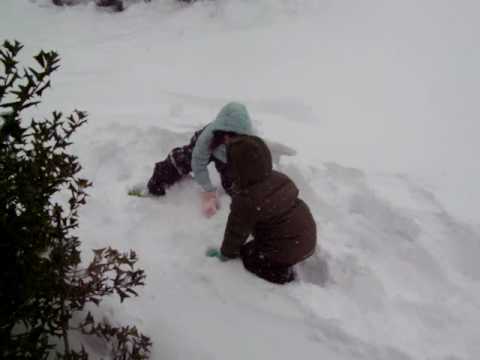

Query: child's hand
left=201, top=191, right=219, bottom=218
left=206, top=247, right=228, bottom=262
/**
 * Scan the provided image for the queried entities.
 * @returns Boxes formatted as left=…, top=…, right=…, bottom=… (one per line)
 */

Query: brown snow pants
left=240, top=241, right=296, bottom=285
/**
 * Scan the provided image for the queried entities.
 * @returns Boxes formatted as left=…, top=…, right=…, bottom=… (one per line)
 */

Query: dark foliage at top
left=52, top=0, right=195, bottom=13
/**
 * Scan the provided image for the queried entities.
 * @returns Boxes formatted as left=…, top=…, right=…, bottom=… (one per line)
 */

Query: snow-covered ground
left=2, top=1, right=480, bottom=359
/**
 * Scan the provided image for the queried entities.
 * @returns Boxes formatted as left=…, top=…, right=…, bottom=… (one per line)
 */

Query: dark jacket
left=220, top=136, right=317, bottom=265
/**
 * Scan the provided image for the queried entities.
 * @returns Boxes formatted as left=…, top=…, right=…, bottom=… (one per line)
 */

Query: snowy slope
left=2, top=1, right=480, bottom=359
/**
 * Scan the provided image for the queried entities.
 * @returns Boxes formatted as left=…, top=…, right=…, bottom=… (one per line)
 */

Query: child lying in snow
left=146, top=102, right=296, bottom=218
left=214, top=135, right=317, bottom=284
left=147, top=102, right=254, bottom=217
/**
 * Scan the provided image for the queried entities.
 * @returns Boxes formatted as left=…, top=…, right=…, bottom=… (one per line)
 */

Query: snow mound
left=74, top=124, right=480, bottom=359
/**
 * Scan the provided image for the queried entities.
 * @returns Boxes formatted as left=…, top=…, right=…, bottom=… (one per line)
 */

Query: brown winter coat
left=220, top=136, right=317, bottom=265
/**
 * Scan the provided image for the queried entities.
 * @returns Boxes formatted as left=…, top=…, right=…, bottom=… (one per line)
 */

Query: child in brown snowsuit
left=219, top=135, right=317, bottom=284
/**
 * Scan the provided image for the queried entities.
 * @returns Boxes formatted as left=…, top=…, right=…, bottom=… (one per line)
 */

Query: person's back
left=221, top=135, right=317, bottom=284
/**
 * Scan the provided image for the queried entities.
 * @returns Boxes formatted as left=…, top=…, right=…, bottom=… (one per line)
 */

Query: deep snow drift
left=1, top=1, right=480, bottom=359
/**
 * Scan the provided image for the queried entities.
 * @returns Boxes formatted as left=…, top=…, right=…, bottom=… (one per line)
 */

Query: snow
left=2, top=0, right=480, bottom=359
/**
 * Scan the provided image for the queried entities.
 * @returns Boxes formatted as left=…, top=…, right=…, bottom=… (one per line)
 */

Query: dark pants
left=240, top=241, right=295, bottom=285
left=147, top=129, right=234, bottom=196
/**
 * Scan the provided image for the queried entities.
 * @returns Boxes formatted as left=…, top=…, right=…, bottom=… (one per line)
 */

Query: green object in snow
left=128, top=185, right=149, bottom=197
left=128, top=189, right=144, bottom=197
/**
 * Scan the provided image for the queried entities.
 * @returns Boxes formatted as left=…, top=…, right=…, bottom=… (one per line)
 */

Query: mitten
left=206, top=247, right=228, bottom=262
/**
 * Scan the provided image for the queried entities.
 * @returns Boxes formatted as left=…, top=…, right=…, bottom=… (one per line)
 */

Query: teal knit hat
left=211, top=102, right=253, bottom=135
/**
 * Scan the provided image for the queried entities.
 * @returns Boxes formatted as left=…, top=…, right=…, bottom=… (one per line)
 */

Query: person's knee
left=240, top=243, right=295, bottom=284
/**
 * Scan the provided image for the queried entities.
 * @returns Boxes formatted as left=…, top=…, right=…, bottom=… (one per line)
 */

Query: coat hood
left=228, top=136, right=273, bottom=189
left=211, top=102, right=253, bottom=135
